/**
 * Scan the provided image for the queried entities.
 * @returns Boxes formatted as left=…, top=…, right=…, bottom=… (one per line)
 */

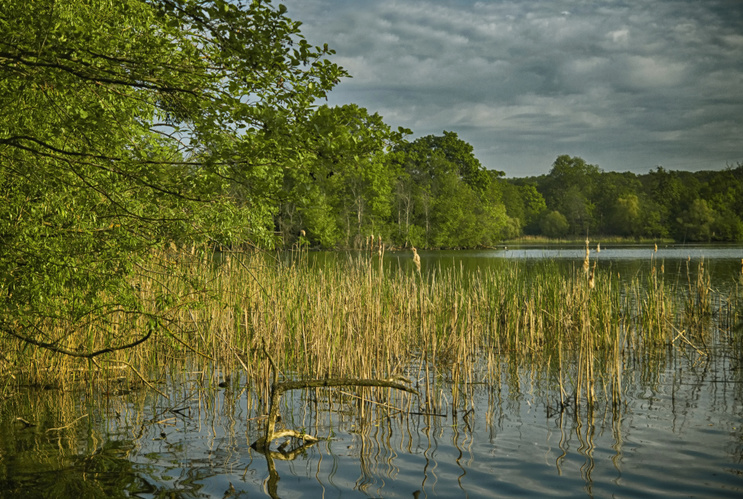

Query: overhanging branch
left=1, top=326, right=152, bottom=358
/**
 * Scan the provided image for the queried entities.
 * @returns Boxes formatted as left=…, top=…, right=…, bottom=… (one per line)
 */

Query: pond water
left=389, top=243, right=742, bottom=289
left=1, top=245, right=742, bottom=498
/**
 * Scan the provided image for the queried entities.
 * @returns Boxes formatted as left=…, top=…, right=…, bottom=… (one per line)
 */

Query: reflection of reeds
left=1, top=246, right=736, bottom=413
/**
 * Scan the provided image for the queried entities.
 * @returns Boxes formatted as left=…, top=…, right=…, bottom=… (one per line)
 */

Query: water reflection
left=2, top=351, right=742, bottom=498
left=0, top=389, right=151, bottom=497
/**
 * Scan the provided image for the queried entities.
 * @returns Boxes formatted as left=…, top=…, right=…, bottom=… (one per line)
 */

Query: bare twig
left=101, top=359, right=169, bottom=399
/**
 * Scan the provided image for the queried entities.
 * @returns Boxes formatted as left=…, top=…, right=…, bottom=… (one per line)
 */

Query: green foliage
left=2, top=0, right=736, bottom=371
left=275, top=104, right=408, bottom=248
left=508, top=160, right=743, bottom=241
left=540, top=210, right=570, bottom=238
left=391, top=132, right=509, bottom=248
left=540, top=155, right=601, bottom=235
left=611, top=194, right=642, bottom=237
left=0, top=0, right=345, bottom=354
left=677, top=199, right=717, bottom=242
left=501, top=181, right=547, bottom=234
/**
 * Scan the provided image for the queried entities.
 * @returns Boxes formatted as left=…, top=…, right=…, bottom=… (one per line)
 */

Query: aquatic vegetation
left=1, top=241, right=737, bottom=419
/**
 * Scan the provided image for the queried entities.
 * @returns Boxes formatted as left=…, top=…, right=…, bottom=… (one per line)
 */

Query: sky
left=280, top=0, right=743, bottom=177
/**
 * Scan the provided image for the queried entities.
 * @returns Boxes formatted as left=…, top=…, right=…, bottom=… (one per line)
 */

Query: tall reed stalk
left=1, top=242, right=737, bottom=414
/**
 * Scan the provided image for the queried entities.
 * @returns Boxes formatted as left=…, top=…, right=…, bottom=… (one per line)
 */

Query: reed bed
left=1, top=241, right=739, bottom=415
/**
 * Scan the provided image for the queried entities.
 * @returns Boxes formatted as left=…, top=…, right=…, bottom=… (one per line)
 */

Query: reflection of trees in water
left=0, top=389, right=147, bottom=497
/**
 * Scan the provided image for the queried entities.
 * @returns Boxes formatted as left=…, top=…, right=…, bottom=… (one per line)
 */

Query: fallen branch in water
left=251, top=345, right=418, bottom=453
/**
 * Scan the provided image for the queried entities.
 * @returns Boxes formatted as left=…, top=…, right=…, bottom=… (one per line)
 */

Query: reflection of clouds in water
left=4, top=245, right=742, bottom=496
left=497, top=246, right=741, bottom=261
left=419, top=245, right=741, bottom=292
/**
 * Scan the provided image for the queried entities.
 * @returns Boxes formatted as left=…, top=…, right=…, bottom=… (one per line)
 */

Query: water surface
left=1, top=245, right=741, bottom=498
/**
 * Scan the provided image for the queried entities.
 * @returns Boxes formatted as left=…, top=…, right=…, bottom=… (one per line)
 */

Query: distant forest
left=276, top=116, right=743, bottom=248
left=504, top=156, right=743, bottom=244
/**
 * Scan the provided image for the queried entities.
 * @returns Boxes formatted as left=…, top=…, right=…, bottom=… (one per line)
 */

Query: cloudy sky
left=281, top=0, right=743, bottom=177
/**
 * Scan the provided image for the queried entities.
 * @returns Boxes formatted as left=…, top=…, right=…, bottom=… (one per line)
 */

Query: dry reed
left=1, top=243, right=737, bottom=414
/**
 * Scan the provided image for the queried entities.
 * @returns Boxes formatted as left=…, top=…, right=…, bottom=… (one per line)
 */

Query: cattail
left=588, top=262, right=596, bottom=289
left=378, top=237, right=384, bottom=273
left=412, top=247, right=421, bottom=274
left=654, top=243, right=658, bottom=253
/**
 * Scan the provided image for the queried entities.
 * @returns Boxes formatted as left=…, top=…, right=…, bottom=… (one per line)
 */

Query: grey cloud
left=283, top=0, right=743, bottom=176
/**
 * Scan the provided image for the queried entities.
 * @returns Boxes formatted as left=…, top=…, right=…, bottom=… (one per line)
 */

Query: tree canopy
left=0, top=0, right=345, bottom=355
left=390, top=131, right=508, bottom=248
left=508, top=158, right=743, bottom=242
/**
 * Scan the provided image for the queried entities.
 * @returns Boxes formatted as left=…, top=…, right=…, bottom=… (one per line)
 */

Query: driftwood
left=251, top=346, right=418, bottom=452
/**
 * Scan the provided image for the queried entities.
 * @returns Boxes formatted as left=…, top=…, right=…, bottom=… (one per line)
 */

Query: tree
left=702, top=164, right=743, bottom=241
left=392, top=132, right=507, bottom=247
left=276, top=104, right=407, bottom=247
left=0, top=0, right=345, bottom=355
left=517, top=160, right=742, bottom=241
left=611, top=194, right=642, bottom=237
left=540, top=211, right=570, bottom=238
left=592, top=171, right=641, bottom=234
left=677, top=199, right=717, bottom=242
left=502, top=181, right=547, bottom=235
left=641, top=167, right=686, bottom=238
left=541, top=155, right=602, bottom=235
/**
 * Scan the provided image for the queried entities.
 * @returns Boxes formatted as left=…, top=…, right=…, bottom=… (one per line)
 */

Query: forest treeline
left=276, top=121, right=743, bottom=248
left=1, top=0, right=740, bottom=355
left=505, top=156, right=743, bottom=244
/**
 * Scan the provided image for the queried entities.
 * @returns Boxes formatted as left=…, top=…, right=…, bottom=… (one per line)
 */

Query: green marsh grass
left=1, top=242, right=738, bottom=416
